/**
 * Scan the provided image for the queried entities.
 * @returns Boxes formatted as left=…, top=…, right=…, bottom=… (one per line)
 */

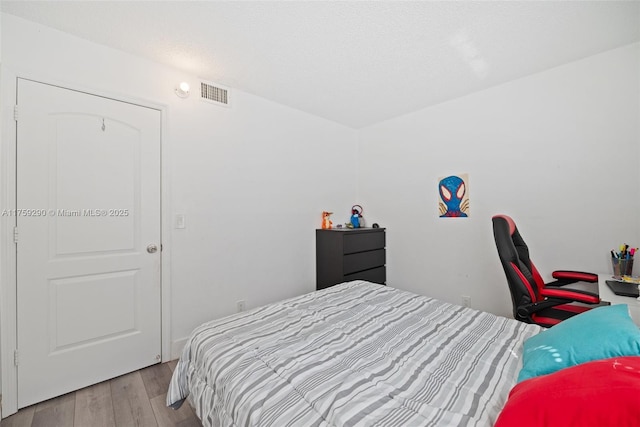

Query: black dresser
left=316, top=228, right=386, bottom=290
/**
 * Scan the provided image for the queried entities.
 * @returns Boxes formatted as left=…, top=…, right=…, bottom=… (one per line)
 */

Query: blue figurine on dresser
left=350, top=205, right=363, bottom=228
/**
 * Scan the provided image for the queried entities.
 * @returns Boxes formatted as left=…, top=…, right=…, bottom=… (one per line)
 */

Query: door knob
left=147, top=244, right=158, bottom=253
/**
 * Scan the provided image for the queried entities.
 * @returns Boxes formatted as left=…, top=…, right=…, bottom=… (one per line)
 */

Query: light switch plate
left=175, top=214, right=186, bottom=229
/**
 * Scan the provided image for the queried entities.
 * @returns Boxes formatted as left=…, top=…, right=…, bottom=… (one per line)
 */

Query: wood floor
left=2, top=360, right=202, bottom=427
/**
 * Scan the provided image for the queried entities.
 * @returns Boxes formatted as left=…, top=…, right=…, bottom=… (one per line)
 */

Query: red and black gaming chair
left=492, top=214, right=601, bottom=328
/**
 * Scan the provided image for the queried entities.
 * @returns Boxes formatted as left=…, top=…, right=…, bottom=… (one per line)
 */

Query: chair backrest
left=492, top=215, right=547, bottom=318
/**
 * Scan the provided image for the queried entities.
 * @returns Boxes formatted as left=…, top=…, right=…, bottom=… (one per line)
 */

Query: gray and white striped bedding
left=167, top=280, right=541, bottom=426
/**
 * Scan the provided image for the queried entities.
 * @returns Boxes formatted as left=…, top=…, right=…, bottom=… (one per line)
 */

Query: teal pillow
left=518, top=304, right=640, bottom=382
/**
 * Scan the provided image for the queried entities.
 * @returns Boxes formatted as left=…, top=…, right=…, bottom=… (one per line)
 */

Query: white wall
left=168, top=92, right=359, bottom=346
left=0, top=14, right=358, bottom=361
left=0, top=12, right=3, bottom=417
left=357, top=43, right=640, bottom=318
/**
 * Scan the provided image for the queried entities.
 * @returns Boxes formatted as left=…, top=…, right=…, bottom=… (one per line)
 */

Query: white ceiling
left=2, top=1, right=639, bottom=129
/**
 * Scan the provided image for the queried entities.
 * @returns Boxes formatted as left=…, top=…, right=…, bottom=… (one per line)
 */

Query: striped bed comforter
left=167, top=281, right=541, bottom=427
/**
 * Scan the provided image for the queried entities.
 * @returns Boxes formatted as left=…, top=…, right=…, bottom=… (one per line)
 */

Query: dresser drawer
left=343, top=249, right=385, bottom=275
left=344, top=266, right=386, bottom=284
left=343, top=232, right=385, bottom=254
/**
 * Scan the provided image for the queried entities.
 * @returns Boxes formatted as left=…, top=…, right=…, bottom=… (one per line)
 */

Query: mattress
left=167, top=280, right=541, bottom=426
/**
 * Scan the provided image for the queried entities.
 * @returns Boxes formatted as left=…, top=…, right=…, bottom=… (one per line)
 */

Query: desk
left=598, top=274, right=640, bottom=325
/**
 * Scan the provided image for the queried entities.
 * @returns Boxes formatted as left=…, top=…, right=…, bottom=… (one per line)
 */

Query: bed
left=167, top=280, right=541, bottom=426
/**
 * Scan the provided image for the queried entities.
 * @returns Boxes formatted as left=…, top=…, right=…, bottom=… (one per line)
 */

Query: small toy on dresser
left=350, top=205, right=364, bottom=228
left=321, top=211, right=333, bottom=229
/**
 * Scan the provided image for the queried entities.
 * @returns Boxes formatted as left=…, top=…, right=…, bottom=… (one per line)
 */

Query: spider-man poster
left=438, top=174, right=469, bottom=218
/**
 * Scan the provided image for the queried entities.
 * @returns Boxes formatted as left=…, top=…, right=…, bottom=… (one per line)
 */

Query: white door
left=16, top=79, right=161, bottom=408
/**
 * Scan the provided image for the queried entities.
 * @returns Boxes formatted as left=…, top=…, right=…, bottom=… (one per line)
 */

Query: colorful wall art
left=438, top=174, right=469, bottom=218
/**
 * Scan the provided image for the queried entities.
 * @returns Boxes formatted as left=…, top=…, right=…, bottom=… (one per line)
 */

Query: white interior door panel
left=16, top=79, right=161, bottom=408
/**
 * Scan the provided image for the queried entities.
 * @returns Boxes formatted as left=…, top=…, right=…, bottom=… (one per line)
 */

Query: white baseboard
left=171, top=337, right=189, bottom=360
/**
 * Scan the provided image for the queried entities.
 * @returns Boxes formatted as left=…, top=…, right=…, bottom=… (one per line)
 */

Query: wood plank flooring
left=2, top=360, right=202, bottom=427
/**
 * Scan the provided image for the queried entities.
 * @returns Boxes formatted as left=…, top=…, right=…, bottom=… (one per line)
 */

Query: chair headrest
left=492, top=214, right=516, bottom=236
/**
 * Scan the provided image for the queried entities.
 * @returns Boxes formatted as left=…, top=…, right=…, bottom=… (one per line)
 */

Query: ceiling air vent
left=200, top=80, right=230, bottom=107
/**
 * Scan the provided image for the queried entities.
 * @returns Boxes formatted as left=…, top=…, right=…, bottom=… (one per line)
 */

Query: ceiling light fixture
left=175, top=82, right=190, bottom=98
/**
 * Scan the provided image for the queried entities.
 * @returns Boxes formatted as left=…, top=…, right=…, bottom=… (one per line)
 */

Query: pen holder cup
left=612, top=258, right=634, bottom=278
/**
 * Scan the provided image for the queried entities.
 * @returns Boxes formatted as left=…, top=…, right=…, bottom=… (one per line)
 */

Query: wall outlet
left=462, top=296, right=471, bottom=308
left=237, top=300, right=246, bottom=312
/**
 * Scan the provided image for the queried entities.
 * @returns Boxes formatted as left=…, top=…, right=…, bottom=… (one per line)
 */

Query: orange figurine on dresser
left=321, top=211, right=333, bottom=229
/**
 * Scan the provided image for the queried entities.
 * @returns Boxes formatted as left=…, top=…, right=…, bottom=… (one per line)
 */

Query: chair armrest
left=552, top=270, right=598, bottom=283
left=539, top=287, right=600, bottom=304
left=516, top=299, right=567, bottom=319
